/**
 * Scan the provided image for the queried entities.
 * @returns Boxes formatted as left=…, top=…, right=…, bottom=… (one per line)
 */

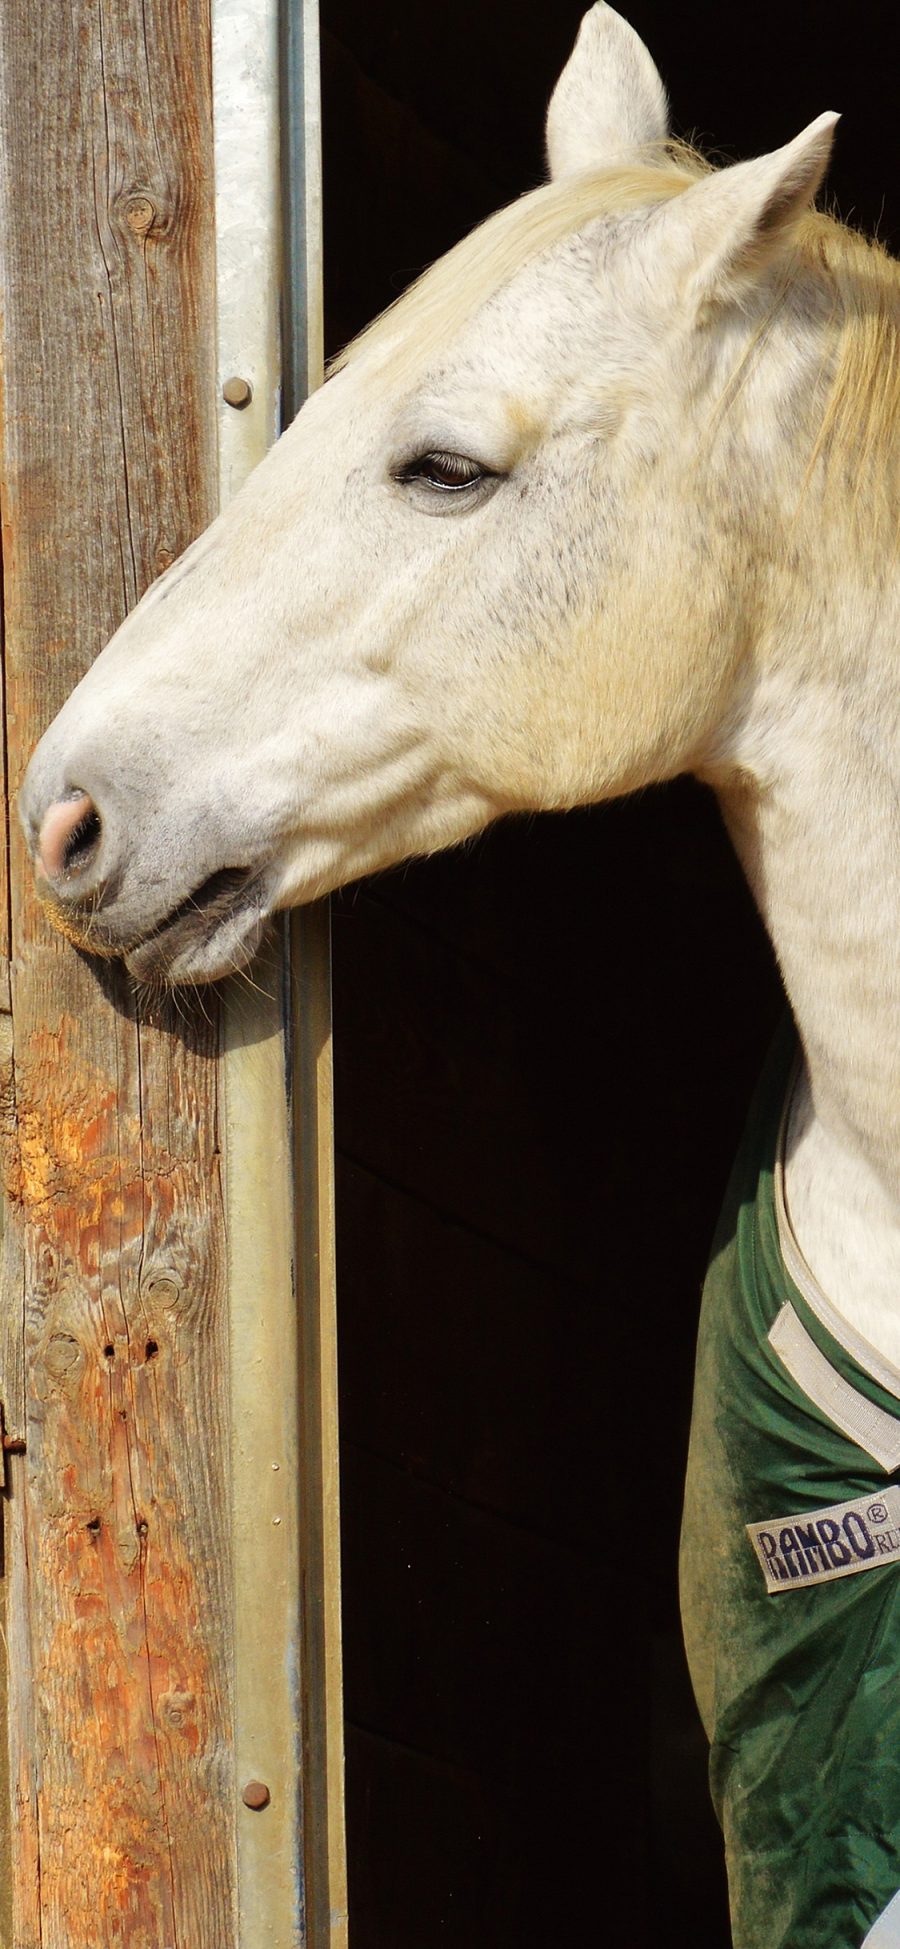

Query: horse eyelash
left=394, top=450, right=495, bottom=489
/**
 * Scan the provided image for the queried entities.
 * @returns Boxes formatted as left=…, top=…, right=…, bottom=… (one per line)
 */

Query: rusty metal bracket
left=0, top=1404, right=25, bottom=1492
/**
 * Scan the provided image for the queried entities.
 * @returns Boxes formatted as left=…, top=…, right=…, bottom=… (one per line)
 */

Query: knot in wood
left=44, top=1330, right=83, bottom=1381
left=160, top=1689, right=195, bottom=1730
left=122, top=193, right=157, bottom=238
left=141, top=1268, right=182, bottom=1311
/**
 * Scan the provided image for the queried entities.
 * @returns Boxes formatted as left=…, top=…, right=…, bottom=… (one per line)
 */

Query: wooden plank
left=291, top=903, right=349, bottom=1949
left=215, top=1, right=347, bottom=1938
left=0, top=3, right=235, bottom=1942
left=3, top=1472, right=37, bottom=1949
left=224, top=941, right=306, bottom=1945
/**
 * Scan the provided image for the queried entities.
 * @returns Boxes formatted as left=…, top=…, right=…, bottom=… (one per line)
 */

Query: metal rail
left=213, top=1, right=347, bottom=1940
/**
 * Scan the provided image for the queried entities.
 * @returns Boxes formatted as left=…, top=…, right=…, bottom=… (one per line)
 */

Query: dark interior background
left=319, top=6, right=900, bottom=1943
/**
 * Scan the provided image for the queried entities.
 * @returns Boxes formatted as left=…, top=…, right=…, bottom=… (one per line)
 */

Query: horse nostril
left=37, top=791, right=103, bottom=886
left=64, top=803, right=102, bottom=872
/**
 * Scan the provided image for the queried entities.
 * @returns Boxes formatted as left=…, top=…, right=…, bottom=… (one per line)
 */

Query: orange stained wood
left=0, top=0, right=237, bottom=1944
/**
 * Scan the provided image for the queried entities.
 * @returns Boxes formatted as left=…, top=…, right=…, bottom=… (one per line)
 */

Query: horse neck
left=711, top=566, right=900, bottom=1359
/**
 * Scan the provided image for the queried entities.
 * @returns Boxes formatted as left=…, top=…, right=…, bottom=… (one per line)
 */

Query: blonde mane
left=333, top=146, right=900, bottom=556
left=330, top=153, right=700, bottom=379
left=798, top=211, right=900, bottom=550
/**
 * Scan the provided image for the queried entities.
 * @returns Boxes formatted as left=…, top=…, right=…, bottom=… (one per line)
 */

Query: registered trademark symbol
left=868, top=1503, right=889, bottom=1524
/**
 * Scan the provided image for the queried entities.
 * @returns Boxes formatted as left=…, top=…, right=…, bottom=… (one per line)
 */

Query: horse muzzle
left=21, top=770, right=272, bottom=986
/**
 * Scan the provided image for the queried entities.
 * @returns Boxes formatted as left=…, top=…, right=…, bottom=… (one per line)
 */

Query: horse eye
left=399, top=451, right=488, bottom=491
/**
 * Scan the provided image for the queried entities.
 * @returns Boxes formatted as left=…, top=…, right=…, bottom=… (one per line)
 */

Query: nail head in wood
left=223, top=375, right=252, bottom=409
left=242, top=1780, right=271, bottom=1811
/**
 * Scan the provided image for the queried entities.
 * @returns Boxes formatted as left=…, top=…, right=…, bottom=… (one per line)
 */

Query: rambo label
left=748, top=1485, right=900, bottom=1592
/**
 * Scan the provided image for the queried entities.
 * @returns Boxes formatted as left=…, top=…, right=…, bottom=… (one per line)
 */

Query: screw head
left=223, top=375, right=253, bottom=410
left=242, top=1780, right=271, bottom=1811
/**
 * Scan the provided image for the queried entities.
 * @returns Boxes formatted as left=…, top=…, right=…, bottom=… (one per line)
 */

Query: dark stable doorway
left=321, top=5, right=899, bottom=1942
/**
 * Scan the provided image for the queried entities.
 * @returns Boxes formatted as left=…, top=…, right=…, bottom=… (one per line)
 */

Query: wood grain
left=0, top=3, right=235, bottom=1942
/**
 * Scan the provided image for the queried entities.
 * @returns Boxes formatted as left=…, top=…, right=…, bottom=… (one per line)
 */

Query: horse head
left=21, top=4, right=840, bottom=983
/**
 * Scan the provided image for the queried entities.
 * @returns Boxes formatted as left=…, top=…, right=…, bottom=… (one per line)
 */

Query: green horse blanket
left=681, top=1022, right=900, bottom=1948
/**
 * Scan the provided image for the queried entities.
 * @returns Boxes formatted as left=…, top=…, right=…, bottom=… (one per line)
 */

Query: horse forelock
left=328, top=150, right=703, bottom=382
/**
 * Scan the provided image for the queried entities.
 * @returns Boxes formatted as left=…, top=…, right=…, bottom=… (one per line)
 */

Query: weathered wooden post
left=0, top=1, right=346, bottom=1942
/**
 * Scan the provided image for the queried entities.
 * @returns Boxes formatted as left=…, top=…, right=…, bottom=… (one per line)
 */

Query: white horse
left=20, top=7, right=900, bottom=1941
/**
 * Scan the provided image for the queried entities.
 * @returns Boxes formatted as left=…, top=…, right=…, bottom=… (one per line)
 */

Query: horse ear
left=663, top=113, right=840, bottom=302
left=546, top=4, right=669, bottom=179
